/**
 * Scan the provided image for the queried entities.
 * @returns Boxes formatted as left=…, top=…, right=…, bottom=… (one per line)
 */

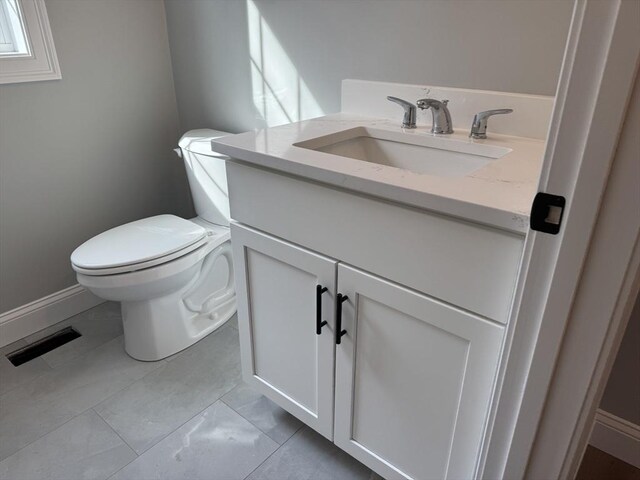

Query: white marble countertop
left=212, top=113, right=546, bottom=234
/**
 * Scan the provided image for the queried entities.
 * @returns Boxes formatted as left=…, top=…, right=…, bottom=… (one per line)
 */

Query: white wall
left=0, top=0, right=191, bottom=313
left=164, top=0, right=574, bottom=133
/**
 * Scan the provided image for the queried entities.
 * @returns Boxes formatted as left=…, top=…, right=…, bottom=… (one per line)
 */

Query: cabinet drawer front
left=227, top=162, right=524, bottom=323
left=334, top=265, right=504, bottom=480
left=231, top=224, right=337, bottom=439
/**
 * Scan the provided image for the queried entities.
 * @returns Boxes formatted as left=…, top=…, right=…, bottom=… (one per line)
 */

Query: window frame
left=0, top=0, right=60, bottom=84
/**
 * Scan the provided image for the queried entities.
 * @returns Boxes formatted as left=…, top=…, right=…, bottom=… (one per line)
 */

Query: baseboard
left=590, top=409, right=640, bottom=468
left=0, top=285, right=104, bottom=347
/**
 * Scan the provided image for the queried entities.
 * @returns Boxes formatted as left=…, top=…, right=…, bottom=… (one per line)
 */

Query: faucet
left=416, top=98, right=454, bottom=134
left=469, top=109, right=513, bottom=139
left=387, top=96, right=417, bottom=129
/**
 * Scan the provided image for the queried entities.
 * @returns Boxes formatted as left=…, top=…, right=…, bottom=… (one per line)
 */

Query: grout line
left=1, top=309, right=239, bottom=472
left=105, top=449, right=135, bottom=480
left=0, top=373, right=156, bottom=467
left=102, top=393, right=242, bottom=480
left=92, top=409, right=141, bottom=480
left=219, top=390, right=301, bottom=446
left=92, top=407, right=139, bottom=457
left=39, top=316, right=125, bottom=369
left=40, top=327, right=124, bottom=370
left=41, top=355, right=59, bottom=370
left=35, top=322, right=75, bottom=369
left=104, top=389, right=290, bottom=480
left=95, top=406, right=141, bottom=480
left=91, top=328, right=242, bottom=457
left=86, top=355, right=168, bottom=416
left=0, top=362, right=53, bottom=399
left=241, top=425, right=307, bottom=480
left=0, top=410, right=87, bottom=464
left=164, top=321, right=236, bottom=363
left=0, top=402, right=140, bottom=467
left=117, top=378, right=243, bottom=458
left=0, top=337, right=166, bottom=462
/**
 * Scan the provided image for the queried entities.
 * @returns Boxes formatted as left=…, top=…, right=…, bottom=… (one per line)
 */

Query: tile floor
left=0, top=302, right=381, bottom=480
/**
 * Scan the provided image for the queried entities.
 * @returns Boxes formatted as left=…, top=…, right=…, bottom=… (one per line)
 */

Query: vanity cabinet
left=231, top=224, right=337, bottom=439
left=212, top=78, right=549, bottom=479
left=232, top=223, right=504, bottom=480
left=334, top=264, right=503, bottom=480
left=226, top=160, right=522, bottom=480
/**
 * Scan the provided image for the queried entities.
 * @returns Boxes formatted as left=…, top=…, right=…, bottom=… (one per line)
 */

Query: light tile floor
left=0, top=302, right=382, bottom=480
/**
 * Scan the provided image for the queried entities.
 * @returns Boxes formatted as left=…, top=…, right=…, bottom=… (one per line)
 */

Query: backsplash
left=342, top=79, right=554, bottom=140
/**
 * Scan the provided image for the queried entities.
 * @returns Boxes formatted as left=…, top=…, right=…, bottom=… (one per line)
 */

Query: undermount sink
left=294, top=127, right=512, bottom=177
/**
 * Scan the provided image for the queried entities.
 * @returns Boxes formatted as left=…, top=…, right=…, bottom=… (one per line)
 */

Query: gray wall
left=599, top=72, right=640, bottom=428
left=601, top=293, right=640, bottom=425
left=0, top=0, right=191, bottom=313
left=164, top=0, right=574, bottom=134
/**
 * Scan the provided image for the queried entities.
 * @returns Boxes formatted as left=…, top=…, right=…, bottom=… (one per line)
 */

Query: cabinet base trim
left=589, top=409, right=640, bottom=469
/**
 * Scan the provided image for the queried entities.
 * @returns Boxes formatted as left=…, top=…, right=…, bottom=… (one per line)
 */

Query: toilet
left=70, top=130, right=236, bottom=361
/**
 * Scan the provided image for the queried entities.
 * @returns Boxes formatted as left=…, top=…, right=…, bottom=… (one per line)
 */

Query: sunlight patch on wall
left=247, top=0, right=323, bottom=127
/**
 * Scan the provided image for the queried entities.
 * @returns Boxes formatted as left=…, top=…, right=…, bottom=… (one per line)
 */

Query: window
left=0, top=0, right=60, bottom=84
left=0, top=0, right=29, bottom=55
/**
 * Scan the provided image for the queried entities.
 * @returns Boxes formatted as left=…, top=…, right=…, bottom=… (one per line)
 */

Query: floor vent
left=6, top=327, right=81, bottom=366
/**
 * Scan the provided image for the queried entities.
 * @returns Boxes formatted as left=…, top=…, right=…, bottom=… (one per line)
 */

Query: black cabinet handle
left=316, top=285, right=328, bottom=335
left=335, top=293, right=349, bottom=344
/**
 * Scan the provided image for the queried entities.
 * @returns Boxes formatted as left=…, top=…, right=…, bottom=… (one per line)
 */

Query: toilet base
left=121, top=293, right=236, bottom=361
left=119, top=241, right=236, bottom=361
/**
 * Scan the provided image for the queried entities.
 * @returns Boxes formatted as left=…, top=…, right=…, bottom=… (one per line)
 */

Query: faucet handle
left=387, top=96, right=417, bottom=129
left=470, top=109, right=513, bottom=139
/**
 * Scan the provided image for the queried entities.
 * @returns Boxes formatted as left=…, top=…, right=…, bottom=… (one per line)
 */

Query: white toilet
left=71, top=130, right=236, bottom=361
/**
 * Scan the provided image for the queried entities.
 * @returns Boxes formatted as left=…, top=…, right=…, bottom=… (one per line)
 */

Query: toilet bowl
left=71, top=130, right=236, bottom=361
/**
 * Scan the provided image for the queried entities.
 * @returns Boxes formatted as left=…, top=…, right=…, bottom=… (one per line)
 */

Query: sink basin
left=294, top=127, right=512, bottom=177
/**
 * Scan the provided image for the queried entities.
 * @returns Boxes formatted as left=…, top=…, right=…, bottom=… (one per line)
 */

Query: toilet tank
left=178, top=129, right=232, bottom=227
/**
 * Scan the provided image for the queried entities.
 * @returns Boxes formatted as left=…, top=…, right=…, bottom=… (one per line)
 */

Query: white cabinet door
left=231, top=223, right=337, bottom=439
left=334, top=264, right=504, bottom=480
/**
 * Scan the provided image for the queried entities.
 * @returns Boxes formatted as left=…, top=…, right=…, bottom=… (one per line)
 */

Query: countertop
left=211, top=113, right=546, bottom=234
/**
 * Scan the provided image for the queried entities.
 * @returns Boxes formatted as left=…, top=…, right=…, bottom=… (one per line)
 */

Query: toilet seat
left=71, top=214, right=229, bottom=276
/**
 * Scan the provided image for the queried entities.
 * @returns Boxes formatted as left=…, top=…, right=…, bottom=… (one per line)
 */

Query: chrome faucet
left=387, top=96, right=417, bottom=129
left=469, top=109, right=513, bottom=139
left=416, top=98, right=453, bottom=134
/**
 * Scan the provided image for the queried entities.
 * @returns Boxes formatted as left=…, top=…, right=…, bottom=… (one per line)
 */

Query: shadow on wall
left=247, top=0, right=324, bottom=127
left=165, top=0, right=327, bottom=133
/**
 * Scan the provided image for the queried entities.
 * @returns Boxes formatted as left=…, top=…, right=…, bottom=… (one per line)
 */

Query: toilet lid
left=71, top=215, right=207, bottom=270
